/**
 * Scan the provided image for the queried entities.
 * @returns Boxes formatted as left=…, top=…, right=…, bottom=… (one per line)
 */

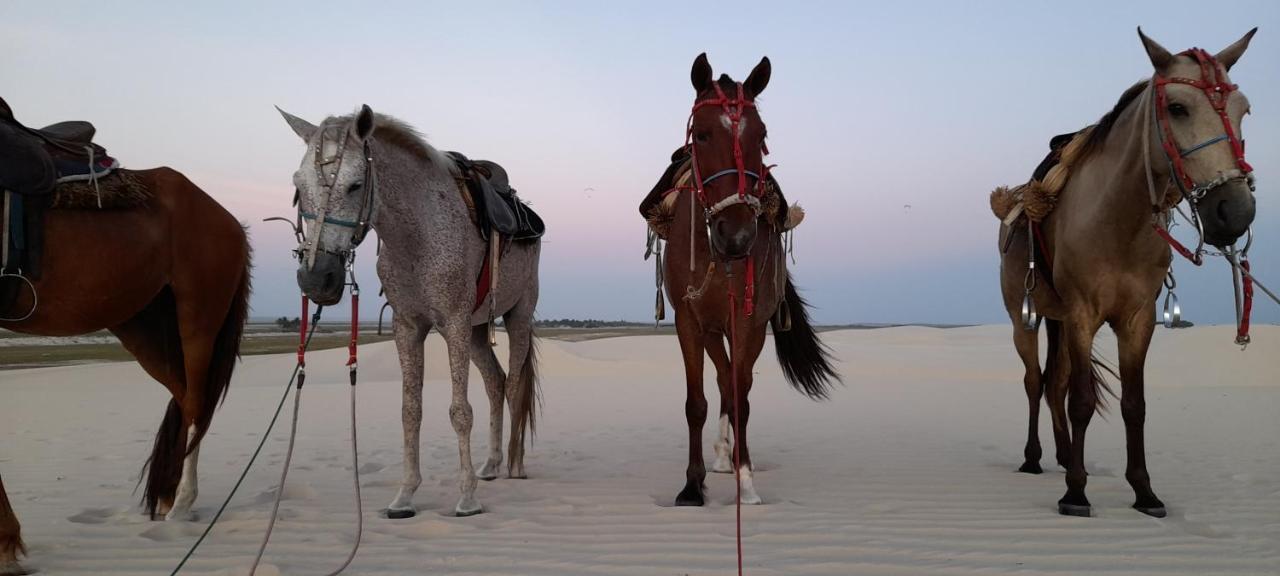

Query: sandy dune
left=2, top=325, right=1278, bottom=575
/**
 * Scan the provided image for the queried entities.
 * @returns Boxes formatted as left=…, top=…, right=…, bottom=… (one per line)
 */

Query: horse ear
left=277, top=106, right=317, bottom=141
left=1216, top=27, right=1257, bottom=71
left=691, top=53, right=713, bottom=93
left=355, top=104, right=375, bottom=141
left=744, top=56, right=771, bottom=98
left=1137, top=27, right=1174, bottom=71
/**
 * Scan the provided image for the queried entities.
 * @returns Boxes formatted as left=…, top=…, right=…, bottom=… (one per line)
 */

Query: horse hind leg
left=470, top=325, right=507, bottom=481
left=1044, top=319, right=1072, bottom=470
left=704, top=334, right=734, bottom=474
left=1012, top=323, right=1044, bottom=474
left=111, top=288, right=190, bottom=520
left=501, top=300, right=538, bottom=480
left=0, top=474, right=25, bottom=576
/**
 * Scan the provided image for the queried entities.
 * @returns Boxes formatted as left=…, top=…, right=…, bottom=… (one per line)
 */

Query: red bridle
left=1152, top=48, right=1253, bottom=200
left=685, top=82, right=772, bottom=215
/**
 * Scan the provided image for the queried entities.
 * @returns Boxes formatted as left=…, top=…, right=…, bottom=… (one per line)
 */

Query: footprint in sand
left=139, top=521, right=205, bottom=542
left=67, top=507, right=125, bottom=525
left=358, top=462, right=385, bottom=474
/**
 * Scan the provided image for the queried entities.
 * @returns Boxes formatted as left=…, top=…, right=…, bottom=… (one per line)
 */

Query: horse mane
left=1076, top=79, right=1150, bottom=162
left=324, top=112, right=458, bottom=174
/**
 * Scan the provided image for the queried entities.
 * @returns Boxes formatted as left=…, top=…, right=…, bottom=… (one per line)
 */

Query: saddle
left=0, top=97, right=120, bottom=282
left=639, top=145, right=798, bottom=239
left=446, top=151, right=544, bottom=242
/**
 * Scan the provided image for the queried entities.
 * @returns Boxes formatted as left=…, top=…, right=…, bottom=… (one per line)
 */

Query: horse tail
left=512, top=327, right=541, bottom=449
left=772, top=274, right=841, bottom=400
left=143, top=399, right=186, bottom=519
left=1088, top=350, right=1118, bottom=415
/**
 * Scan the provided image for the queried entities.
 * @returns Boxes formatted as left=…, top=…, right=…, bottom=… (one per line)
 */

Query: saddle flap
left=0, top=123, right=56, bottom=196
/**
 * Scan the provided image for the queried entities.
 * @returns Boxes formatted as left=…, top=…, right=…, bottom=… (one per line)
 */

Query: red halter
left=1152, top=48, right=1253, bottom=199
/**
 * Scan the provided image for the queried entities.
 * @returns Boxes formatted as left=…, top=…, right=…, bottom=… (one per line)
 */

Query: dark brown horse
left=643, top=54, right=839, bottom=507
left=993, top=29, right=1257, bottom=517
left=1, top=116, right=250, bottom=574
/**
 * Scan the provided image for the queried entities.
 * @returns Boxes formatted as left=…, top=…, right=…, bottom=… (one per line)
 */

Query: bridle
left=1145, top=48, right=1255, bottom=264
left=291, top=120, right=377, bottom=270
left=1144, top=48, right=1261, bottom=346
left=1149, top=48, right=1254, bottom=205
left=686, top=82, right=772, bottom=220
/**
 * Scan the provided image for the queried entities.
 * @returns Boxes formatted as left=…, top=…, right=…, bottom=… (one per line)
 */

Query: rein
left=249, top=262, right=365, bottom=576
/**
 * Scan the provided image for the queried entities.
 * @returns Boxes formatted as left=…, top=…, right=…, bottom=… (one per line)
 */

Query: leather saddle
left=0, top=96, right=117, bottom=197
left=446, top=151, right=544, bottom=241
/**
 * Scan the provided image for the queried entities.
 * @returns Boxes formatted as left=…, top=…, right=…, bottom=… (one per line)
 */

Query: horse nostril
left=1217, top=200, right=1231, bottom=224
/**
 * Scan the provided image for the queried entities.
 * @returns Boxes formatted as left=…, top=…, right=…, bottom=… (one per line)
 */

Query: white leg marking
left=738, top=465, right=762, bottom=505
left=166, top=426, right=199, bottom=521
left=712, top=415, right=733, bottom=473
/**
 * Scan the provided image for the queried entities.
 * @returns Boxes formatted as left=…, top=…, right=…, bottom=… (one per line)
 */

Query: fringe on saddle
left=990, top=125, right=1181, bottom=226
left=50, top=170, right=152, bottom=210
left=644, top=159, right=806, bottom=240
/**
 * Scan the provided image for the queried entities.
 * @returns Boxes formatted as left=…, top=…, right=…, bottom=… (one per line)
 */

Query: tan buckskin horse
left=1, top=119, right=250, bottom=574
left=994, top=28, right=1257, bottom=517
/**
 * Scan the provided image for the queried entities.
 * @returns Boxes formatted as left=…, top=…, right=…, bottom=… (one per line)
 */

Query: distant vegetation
left=275, top=316, right=302, bottom=331
left=534, top=319, right=652, bottom=329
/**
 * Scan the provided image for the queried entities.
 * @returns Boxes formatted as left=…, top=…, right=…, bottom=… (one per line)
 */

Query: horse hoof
left=1018, top=462, right=1044, bottom=474
left=0, top=560, right=29, bottom=576
left=454, top=500, right=483, bottom=517
left=675, top=485, right=704, bottom=507
left=386, top=507, right=417, bottom=519
left=1134, top=502, right=1167, bottom=518
left=477, top=461, right=501, bottom=481
left=1057, top=502, right=1092, bottom=517
left=739, top=491, right=763, bottom=505
left=711, top=457, right=734, bottom=474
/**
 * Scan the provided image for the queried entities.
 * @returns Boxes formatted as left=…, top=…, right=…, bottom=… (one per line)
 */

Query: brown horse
left=643, top=54, right=839, bottom=507
left=1, top=144, right=251, bottom=570
left=993, top=28, right=1257, bottom=517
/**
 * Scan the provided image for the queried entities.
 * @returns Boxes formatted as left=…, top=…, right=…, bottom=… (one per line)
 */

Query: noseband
left=687, top=82, right=771, bottom=218
left=1150, top=48, right=1255, bottom=204
left=295, top=121, right=377, bottom=270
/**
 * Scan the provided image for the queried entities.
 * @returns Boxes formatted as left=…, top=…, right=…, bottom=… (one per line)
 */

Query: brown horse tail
left=772, top=274, right=841, bottom=400
left=143, top=399, right=186, bottom=518
left=512, top=328, right=541, bottom=449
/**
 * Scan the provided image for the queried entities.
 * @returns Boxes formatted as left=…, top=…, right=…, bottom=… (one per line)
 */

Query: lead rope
left=726, top=263, right=744, bottom=576
left=168, top=303, right=323, bottom=576
left=249, top=265, right=364, bottom=576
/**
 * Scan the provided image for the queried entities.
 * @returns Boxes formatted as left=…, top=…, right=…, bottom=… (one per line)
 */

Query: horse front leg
left=704, top=334, right=734, bottom=474
left=0, top=473, right=24, bottom=576
left=444, top=320, right=482, bottom=517
left=1059, top=317, right=1103, bottom=517
left=1113, top=312, right=1166, bottom=517
left=730, top=323, right=767, bottom=505
left=387, top=316, right=428, bottom=519
left=674, top=313, right=708, bottom=506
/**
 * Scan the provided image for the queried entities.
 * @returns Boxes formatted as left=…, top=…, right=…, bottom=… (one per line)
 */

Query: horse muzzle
left=709, top=212, right=758, bottom=261
left=1199, top=178, right=1256, bottom=248
left=296, top=251, right=346, bottom=305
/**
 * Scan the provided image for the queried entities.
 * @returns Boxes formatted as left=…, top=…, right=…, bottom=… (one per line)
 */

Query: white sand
left=2, top=325, right=1278, bottom=575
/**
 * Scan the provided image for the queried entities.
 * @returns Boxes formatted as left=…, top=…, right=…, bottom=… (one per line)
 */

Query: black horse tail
left=1042, top=320, right=1116, bottom=416
left=772, top=274, right=841, bottom=400
left=512, top=327, right=541, bottom=449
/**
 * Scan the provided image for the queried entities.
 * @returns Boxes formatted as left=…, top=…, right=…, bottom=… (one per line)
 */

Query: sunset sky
left=3, top=1, right=1275, bottom=324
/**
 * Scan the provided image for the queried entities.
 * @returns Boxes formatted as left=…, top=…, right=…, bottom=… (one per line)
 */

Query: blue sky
left=2, top=1, right=1276, bottom=324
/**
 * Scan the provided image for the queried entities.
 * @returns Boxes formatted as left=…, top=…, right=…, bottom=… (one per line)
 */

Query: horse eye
left=695, top=132, right=711, bottom=144
left=1168, top=103, right=1189, bottom=118
left=347, top=182, right=363, bottom=194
